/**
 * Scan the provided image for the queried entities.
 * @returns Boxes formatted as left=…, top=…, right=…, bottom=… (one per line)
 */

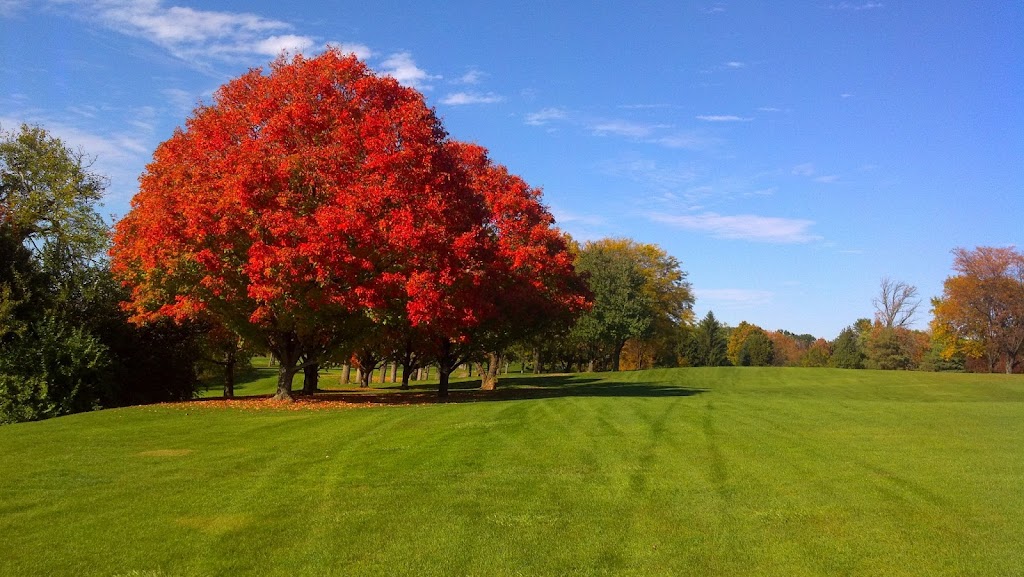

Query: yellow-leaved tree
left=931, top=246, right=1024, bottom=373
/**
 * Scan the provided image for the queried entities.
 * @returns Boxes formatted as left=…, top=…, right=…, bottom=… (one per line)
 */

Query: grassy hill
left=1, top=368, right=1022, bottom=576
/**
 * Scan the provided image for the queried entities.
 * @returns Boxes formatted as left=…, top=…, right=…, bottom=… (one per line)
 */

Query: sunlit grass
left=2, top=368, right=1022, bottom=576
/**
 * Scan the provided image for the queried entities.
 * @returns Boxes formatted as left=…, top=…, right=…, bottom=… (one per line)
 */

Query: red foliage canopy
left=447, top=141, right=589, bottom=334
left=114, top=50, right=484, bottom=327
left=111, top=50, right=587, bottom=398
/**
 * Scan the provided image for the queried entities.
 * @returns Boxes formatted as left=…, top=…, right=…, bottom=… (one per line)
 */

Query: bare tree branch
left=873, top=277, right=921, bottom=328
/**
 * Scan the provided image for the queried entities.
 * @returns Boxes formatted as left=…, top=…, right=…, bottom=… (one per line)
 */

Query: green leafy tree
left=727, top=322, right=774, bottom=366
left=687, top=311, right=729, bottom=367
left=739, top=330, right=775, bottom=366
left=920, top=332, right=965, bottom=372
left=863, top=324, right=928, bottom=370
left=0, top=125, right=113, bottom=422
left=864, top=326, right=913, bottom=370
left=567, top=238, right=692, bottom=371
left=1, top=125, right=202, bottom=423
left=829, top=326, right=865, bottom=369
left=0, top=124, right=108, bottom=262
left=610, top=239, right=694, bottom=370
left=571, top=242, right=654, bottom=371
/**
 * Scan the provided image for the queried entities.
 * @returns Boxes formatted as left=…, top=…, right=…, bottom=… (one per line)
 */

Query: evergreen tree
left=830, top=326, right=865, bottom=369
left=688, top=311, right=729, bottom=367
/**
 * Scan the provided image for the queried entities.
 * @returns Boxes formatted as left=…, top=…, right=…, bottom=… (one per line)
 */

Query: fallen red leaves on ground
left=160, top=387, right=564, bottom=412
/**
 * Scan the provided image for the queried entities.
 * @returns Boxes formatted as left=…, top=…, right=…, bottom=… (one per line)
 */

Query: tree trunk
left=389, top=362, right=398, bottom=383
left=223, top=350, right=236, bottom=399
left=401, top=364, right=413, bottom=389
left=532, top=347, right=541, bottom=374
left=401, top=345, right=414, bottom=390
left=271, top=332, right=301, bottom=401
left=612, top=340, right=626, bottom=371
left=438, top=365, right=451, bottom=398
left=341, top=364, right=350, bottom=385
left=437, top=340, right=454, bottom=399
left=275, top=366, right=298, bottom=401
left=480, top=352, right=499, bottom=390
left=587, top=359, right=595, bottom=373
left=302, top=361, right=319, bottom=394
left=359, top=367, right=372, bottom=388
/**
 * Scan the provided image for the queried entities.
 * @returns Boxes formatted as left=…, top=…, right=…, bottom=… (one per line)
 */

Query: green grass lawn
left=2, top=368, right=1023, bottom=576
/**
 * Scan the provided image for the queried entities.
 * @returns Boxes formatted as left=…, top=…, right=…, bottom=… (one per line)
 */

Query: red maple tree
left=417, top=142, right=590, bottom=394
left=112, top=50, right=489, bottom=399
left=112, top=50, right=588, bottom=400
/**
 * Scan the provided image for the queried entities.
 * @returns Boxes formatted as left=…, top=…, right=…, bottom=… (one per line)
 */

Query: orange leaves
left=162, top=397, right=378, bottom=412
left=933, top=246, right=1024, bottom=372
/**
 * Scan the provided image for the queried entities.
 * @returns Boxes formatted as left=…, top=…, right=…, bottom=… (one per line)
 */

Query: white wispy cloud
left=252, top=34, right=315, bottom=57
left=441, top=92, right=503, bottom=105
left=380, top=52, right=439, bottom=90
left=548, top=207, right=607, bottom=243
left=0, top=0, right=26, bottom=17
left=791, top=163, right=816, bottom=176
left=1, top=114, right=151, bottom=209
left=550, top=208, right=607, bottom=227
left=327, top=42, right=373, bottom=60
left=696, top=114, right=752, bottom=122
left=125, top=105, right=157, bottom=134
left=744, top=187, right=777, bottom=197
left=792, top=163, right=840, bottom=183
left=650, top=132, right=719, bottom=150
left=649, top=212, right=821, bottom=243
left=2, top=115, right=144, bottom=164
left=725, top=61, right=745, bottom=68
left=829, top=2, right=883, bottom=10
left=68, top=0, right=323, bottom=63
left=161, top=88, right=199, bottom=115
left=618, top=103, right=673, bottom=110
left=457, top=69, right=484, bottom=84
left=67, top=105, right=100, bottom=119
left=601, top=158, right=698, bottom=192
left=525, top=107, right=567, bottom=126
left=589, top=119, right=664, bottom=138
left=95, top=1, right=285, bottom=43
left=45, top=1, right=376, bottom=68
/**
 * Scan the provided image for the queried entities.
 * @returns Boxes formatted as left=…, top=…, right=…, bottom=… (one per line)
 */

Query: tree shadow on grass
left=196, top=373, right=706, bottom=407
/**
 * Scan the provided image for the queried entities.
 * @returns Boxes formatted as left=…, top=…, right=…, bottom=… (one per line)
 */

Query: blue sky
left=2, top=1, right=1021, bottom=338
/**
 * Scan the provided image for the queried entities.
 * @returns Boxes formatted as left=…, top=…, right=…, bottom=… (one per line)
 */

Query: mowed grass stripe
left=0, top=368, right=1022, bottom=576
